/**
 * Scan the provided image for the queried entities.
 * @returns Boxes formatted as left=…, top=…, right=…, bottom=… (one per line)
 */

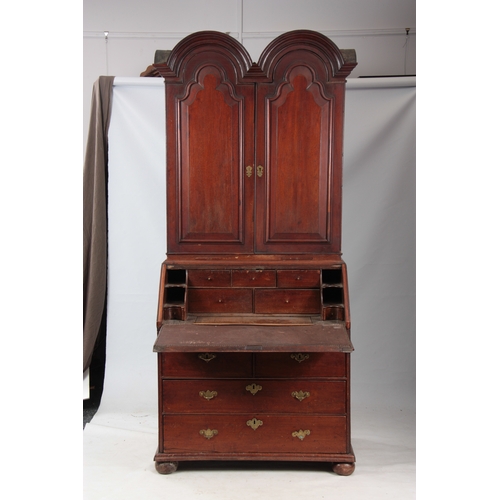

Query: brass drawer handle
left=246, top=418, right=263, bottom=430
left=198, top=353, right=216, bottom=363
left=291, top=390, right=310, bottom=402
left=292, top=429, right=311, bottom=441
left=199, top=390, right=218, bottom=400
left=291, top=353, right=309, bottom=363
left=199, top=428, right=218, bottom=440
left=246, top=383, right=262, bottom=395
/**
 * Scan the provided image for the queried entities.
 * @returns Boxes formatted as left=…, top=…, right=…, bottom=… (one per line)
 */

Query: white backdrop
left=99, top=76, right=416, bottom=415
left=84, top=76, right=416, bottom=500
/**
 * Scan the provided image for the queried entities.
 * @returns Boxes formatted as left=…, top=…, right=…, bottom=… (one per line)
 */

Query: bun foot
left=155, top=461, right=179, bottom=474
left=332, top=462, right=355, bottom=476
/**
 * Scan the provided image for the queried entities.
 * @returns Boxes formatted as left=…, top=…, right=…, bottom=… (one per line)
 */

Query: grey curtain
left=83, top=76, right=115, bottom=372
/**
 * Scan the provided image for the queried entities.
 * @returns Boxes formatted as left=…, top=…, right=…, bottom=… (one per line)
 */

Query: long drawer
left=162, top=415, right=347, bottom=454
left=162, top=380, right=346, bottom=414
left=160, top=352, right=346, bottom=378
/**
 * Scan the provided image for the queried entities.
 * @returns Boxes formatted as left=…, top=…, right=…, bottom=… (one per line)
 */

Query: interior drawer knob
left=291, top=390, right=310, bottom=402
left=290, top=353, right=309, bottom=363
left=292, top=429, right=311, bottom=441
left=199, top=428, right=218, bottom=440
left=246, top=383, right=263, bottom=395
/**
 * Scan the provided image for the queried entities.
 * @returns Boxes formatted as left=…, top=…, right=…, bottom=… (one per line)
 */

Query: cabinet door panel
left=165, top=59, right=254, bottom=254
left=255, top=60, right=345, bottom=254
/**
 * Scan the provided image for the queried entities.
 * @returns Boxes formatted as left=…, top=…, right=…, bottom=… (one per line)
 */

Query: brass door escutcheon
left=246, top=418, right=263, bottom=430
left=291, top=390, right=310, bottom=402
left=199, top=428, right=218, bottom=440
left=199, top=390, right=218, bottom=400
left=292, top=429, right=311, bottom=440
left=246, top=165, right=253, bottom=177
left=291, top=353, right=309, bottom=363
left=246, top=383, right=262, bottom=395
left=256, top=165, right=264, bottom=177
left=198, top=353, right=216, bottom=363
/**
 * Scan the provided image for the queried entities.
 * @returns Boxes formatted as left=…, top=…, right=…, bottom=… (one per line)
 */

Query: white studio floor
left=83, top=405, right=415, bottom=500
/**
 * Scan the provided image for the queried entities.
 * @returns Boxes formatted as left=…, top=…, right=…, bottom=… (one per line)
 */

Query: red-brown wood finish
left=153, top=30, right=356, bottom=475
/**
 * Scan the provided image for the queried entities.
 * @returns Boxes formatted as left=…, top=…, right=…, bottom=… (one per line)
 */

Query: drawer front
left=162, top=415, right=347, bottom=454
left=160, top=353, right=252, bottom=378
left=188, top=288, right=253, bottom=313
left=231, top=270, right=276, bottom=287
left=277, top=270, right=320, bottom=288
left=255, top=353, right=346, bottom=378
left=188, top=270, right=231, bottom=288
left=254, top=289, right=320, bottom=314
left=162, top=380, right=346, bottom=414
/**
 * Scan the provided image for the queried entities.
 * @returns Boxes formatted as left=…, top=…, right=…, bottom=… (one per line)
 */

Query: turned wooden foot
left=155, top=461, right=179, bottom=474
left=332, top=462, right=355, bottom=476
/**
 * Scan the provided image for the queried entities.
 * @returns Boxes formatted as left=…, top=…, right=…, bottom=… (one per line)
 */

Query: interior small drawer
left=254, top=289, right=320, bottom=314
left=159, top=352, right=253, bottom=378
left=232, top=270, right=276, bottom=287
left=255, top=352, right=346, bottom=378
left=188, top=288, right=253, bottom=313
left=188, top=270, right=231, bottom=288
left=277, top=270, right=320, bottom=288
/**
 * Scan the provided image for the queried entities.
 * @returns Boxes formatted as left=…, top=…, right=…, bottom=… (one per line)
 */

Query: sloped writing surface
left=154, top=319, right=353, bottom=353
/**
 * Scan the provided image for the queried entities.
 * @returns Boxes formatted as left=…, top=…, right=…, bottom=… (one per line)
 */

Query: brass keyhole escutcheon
left=246, top=383, right=262, bottom=396
left=291, top=353, right=309, bottom=363
left=198, top=353, right=216, bottom=363
left=199, top=390, right=218, bottom=401
left=246, top=165, right=253, bottom=177
left=246, top=418, right=263, bottom=430
left=199, top=428, right=218, bottom=440
left=256, top=165, right=264, bottom=177
left=291, top=390, right=310, bottom=402
left=292, top=429, right=311, bottom=441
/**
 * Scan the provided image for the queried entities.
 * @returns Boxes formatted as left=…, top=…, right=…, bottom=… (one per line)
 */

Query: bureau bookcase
left=152, top=30, right=357, bottom=475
